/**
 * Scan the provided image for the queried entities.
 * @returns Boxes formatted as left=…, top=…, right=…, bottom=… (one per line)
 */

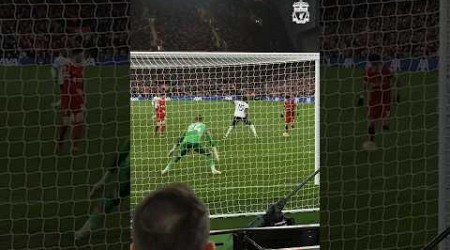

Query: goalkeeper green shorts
left=179, top=142, right=210, bottom=156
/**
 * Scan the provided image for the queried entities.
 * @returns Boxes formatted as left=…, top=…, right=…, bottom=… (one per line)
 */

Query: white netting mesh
left=321, top=0, right=440, bottom=249
left=439, top=0, right=450, bottom=248
left=1, top=1, right=129, bottom=249
left=130, top=52, right=319, bottom=218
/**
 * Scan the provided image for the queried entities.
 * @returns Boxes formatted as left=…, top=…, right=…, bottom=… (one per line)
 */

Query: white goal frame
left=130, top=51, right=320, bottom=217
left=439, top=0, right=450, bottom=248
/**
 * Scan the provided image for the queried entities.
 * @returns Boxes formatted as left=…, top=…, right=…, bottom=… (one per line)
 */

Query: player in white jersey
left=50, top=50, right=69, bottom=107
left=224, top=96, right=259, bottom=139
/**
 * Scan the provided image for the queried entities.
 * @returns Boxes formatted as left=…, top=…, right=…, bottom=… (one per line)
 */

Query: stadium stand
left=130, top=66, right=315, bottom=98
left=131, top=0, right=292, bottom=52
left=132, top=0, right=438, bottom=58
left=0, top=1, right=129, bottom=63
left=321, top=0, right=438, bottom=60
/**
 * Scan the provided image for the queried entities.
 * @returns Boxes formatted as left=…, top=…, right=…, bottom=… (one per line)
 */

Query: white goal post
left=439, top=0, right=450, bottom=248
left=130, top=52, right=320, bottom=218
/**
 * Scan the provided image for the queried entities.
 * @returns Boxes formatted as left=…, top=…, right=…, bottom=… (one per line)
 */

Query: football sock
left=210, top=162, right=217, bottom=171
left=382, top=119, right=390, bottom=130
left=163, top=156, right=180, bottom=172
left=72, top=122, right=84, bottom=149
left=249, top=125, right=258, bottom=137
left=58, top=125, right=68, bottom=142
left=164, top=161, right=174, bottom=171
left=207, top=155, right=216, bottom=170
left=84, top=198, right=120, bottom=231
left=368, top=125, right=375, bottom=141
left=225, top=126, right=234, bottom=138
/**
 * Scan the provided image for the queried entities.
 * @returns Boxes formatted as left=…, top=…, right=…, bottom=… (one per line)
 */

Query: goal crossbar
left=131, top=52, right=320, bottom=69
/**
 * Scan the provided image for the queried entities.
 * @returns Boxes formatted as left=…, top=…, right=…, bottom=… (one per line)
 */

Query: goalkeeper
left=75, top=139, right=130, bottom=240
left=162, top=115, right=221, bottom=175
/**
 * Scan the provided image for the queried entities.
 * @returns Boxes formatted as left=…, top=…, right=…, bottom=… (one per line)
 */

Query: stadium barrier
left=322, top=56, right=438, bottom=72
left=0, top=56, right=129, bottom=66
left=130, top=95, right=316, bottom=104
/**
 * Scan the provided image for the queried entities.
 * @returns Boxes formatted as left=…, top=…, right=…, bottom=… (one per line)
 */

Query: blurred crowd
left=322, top=0, right=439, bottom=60
left=131, top=0, right=291, bottom=52
left=132, top=0, right=438, bottom=60
left=130, top=64, right=315, bottom=98
left=0, top=1, right=129, bottom=63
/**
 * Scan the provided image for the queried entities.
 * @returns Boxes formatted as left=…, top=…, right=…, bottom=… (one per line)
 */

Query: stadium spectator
left=321, top=0, right=438, bottom=60
left=131, top=0, right=438, bottom=60
left=131, top=0, right=290, bottom=52
left=131, top=183, right=215, bottom=250
left=130, top=65, right=316, bottom=98
left=1, top=1, right=128, bottom=64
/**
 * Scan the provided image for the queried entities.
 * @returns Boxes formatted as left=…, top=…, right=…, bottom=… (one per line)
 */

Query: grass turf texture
left=320, top=67, right=439, bottom=249
left=131, top=100, right=319, bottom=217
left=1, top=65, right=439, bottom=250
left=0, top=66, right=130, bottom=250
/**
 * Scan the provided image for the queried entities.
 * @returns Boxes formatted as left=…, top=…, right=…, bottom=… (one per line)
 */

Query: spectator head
left=131, top=183, right=214, bottom=250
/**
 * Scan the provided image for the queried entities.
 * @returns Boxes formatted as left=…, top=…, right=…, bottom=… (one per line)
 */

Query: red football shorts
left=156, top=112, right=166, bottom=125
left=285, top=112, right=295, bottom=124
left=61, top=95, right=83, bottom=114
left=368, top=90, right=391, bottom=120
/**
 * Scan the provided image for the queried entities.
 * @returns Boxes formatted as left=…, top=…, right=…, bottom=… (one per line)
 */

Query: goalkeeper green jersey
left=183, top=122, right=208, bottom=143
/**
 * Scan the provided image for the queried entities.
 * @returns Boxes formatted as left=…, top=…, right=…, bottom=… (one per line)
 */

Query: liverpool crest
left=292, top=0, right=310, bottom=24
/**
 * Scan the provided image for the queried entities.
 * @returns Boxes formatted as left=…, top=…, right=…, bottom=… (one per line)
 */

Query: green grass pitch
left=1, top=65, right=439, bottom=250
left=131, top=100, right=319, bottom=217
left=0, top=66, right=130, bottom=250
left=320, top=67, right=439, bottom=250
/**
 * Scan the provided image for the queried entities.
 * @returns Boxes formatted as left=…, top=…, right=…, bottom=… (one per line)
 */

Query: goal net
left=439, top=0, right=450, bottom=249
left=2, top=1, right=129, bottom=249
left=131, top=52, right=320, bottom=218
left=321, top=0, right=440, bottom=249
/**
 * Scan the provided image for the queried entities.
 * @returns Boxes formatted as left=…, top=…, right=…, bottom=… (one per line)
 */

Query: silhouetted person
left=131, top=183, right=215, bottom=250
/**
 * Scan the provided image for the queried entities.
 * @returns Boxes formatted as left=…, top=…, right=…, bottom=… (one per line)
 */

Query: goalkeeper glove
left=357, top=94, right=364, bottom=106
left=280, top=112, right=284, bottom=118
left=212, top=147, right=219, bottom=162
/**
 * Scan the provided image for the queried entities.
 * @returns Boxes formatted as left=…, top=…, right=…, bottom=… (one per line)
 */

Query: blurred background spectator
left=130, top=63, right=316, bottom=98
left=130, top=0, right=438, bottom=98
left=0, top=0, right=129, bottom=64
left=322, top=0, right=438, bottom=60
left=131, top=0, right=292, bottom=52
left=132, top=0, right=438, bottom=60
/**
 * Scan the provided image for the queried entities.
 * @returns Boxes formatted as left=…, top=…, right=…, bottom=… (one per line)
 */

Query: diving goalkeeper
left=162, top=115, right=221, bottom=175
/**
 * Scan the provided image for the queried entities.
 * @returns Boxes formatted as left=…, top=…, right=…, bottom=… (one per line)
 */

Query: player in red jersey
left=362, top=54, right=398, bottom=151
left=282, top=95, right=297, bottom=137
left=152, top=93, right=167, bottom=136
left=57, top=49, right=85, bottom=153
